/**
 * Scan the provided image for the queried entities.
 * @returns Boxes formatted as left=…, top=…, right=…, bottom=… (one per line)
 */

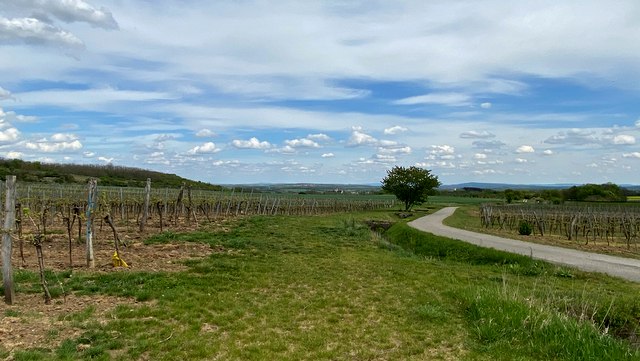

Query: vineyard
left=1, top=177, right=395, bottom=304
left=479, top=203, right=640, bottom=248
left=2, top=179, right=396, bottom=237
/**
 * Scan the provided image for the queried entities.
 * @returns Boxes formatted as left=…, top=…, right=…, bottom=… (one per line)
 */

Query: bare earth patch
left=2, top=222, right=224, bottom=356
left=0, top=293, right=150, bottom=354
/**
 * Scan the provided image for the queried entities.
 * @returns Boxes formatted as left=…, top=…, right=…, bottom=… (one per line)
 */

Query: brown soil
left=1, top=219, right=227, bottom=357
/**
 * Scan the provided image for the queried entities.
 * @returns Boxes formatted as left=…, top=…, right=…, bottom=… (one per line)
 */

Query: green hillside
left=0, top=158, right=222, bottom=190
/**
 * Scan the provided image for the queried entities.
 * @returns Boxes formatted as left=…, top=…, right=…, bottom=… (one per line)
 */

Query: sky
left=1, top=1, right=640, bottom=185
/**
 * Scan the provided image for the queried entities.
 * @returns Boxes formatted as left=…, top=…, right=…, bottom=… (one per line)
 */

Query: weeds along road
left=409, top=207, right=640, bottom=283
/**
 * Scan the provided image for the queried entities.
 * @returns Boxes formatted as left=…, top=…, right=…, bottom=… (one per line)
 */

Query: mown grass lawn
left=3, top=210, right=640, bottom=360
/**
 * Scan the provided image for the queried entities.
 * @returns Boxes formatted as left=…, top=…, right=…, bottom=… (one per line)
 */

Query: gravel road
left=408, top=207, right=640, bottom=282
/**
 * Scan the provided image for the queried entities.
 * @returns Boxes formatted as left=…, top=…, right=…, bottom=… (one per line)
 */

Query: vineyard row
left=479, top=204, right=640, bottom=247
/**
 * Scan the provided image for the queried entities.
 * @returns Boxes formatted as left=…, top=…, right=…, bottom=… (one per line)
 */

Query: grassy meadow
left=2, top=207, right=640, bottom=360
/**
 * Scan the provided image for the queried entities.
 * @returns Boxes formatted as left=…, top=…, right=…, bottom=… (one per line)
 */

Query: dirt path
left=408, top=207, right=640, bottom=282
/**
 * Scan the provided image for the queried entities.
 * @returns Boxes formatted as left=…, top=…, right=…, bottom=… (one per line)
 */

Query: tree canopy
left=381, top=166, right=441, bottom=211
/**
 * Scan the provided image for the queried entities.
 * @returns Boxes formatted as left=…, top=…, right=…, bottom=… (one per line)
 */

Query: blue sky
left=1, top=1, right=640, bottom=185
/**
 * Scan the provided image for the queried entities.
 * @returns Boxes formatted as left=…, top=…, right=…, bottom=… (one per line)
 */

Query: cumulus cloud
left=231, top=137, right=271, bottom=149
left=394, top=92, right=472, bottom=106
left=307, top=133, right=331, bottom=141
left=321, top=152, right=334, bottom=158
left=460, top=130, right=495, bottom=139
left=5, top=151, right=22, bottom=159
left=384, top=125, right=408, bottom=135
left=25, top=138, right=82, bottom=152
left=0, top=107, right=38, bottom=124
left=195, top=129, right=216, bottom=137
left=543, top=149, right=554, bottom=155
left=0, top=0, right=117, bottom=50
left=98, top=156, right=113, bottom=163
left=612, top=134, right=635, bottom=145
left=0, top=17, right=85, bottom=48
left=285, top=138, right=320, bottom=148
left=544, top=129, right=599, bottom=145
left=430, top=144, right=455, bottom=155
left=188, top=142, right=220, bottom=154
left=474, top=153, right=487, bottom=159
left=50, top=133, right=78, bottom=142
left=516, top=145, right=535, bottom=153
left=378, top=145, right=411, bottom=155
left=480, top=102, right=492, bottom=109
left=0, top=128, right=20, bottom=142
left=348, top=126, right=378, bottom=146
left=472, top=140, right=506, bottom=149
left=623, top=152, right=640, bottom=159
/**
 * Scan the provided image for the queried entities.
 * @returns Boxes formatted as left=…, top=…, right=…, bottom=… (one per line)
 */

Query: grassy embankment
left=2, top=207, right=639, bottom=360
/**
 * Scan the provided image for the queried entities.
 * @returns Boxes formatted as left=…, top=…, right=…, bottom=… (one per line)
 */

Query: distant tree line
left=0, top=158, right=223, bottom=190
left=501, top=183, right=634, bottom=204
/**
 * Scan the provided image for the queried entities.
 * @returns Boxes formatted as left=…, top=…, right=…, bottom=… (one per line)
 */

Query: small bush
left=518, top=221, right=532, bottom=236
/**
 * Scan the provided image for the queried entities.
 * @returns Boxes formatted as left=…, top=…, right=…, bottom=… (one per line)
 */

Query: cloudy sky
left=1, top=1, right=640, bottom=185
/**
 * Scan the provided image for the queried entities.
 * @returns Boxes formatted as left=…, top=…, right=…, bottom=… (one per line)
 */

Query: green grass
left=4, top=209, right=640, bottom=360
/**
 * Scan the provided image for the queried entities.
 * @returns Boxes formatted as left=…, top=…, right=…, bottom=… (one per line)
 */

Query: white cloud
left=472, top=140, right=505, bottom=149
left=623, top=152, right=640, bottom=159
left=307, top=133, right=331, bottom=141
left=348, top=126, right=378, bottom=146
left=480, top=102, right=492, bottom=109
left=612, top=134, right=635, bottom=145
left=460, top=130, right=495, bottom=139
left=516, top=145, right=535, bottom=153
left=98, top=156, right=113, bottom=163
left=0, top=0, right=117, bottom=49
left=378, top=145, right=411, bottom=155
left=285, top=138, right=320, bottom=148
left=545, top=129, right=599, bottom=145
left=430, top=144, right=455, bottom=155
left=196, top=129, right=216, bottom=137
left=231, top=137, right=271, bottom=149
left=384, top=125, right=408, bottom=135
left=394, top=92, right=471, bottom=106
left=0, top=128, right=20, bottom=142
left=50, top=133, right=78, bottom=142
left=321, top=152, right=334, bottom=158
left=188, top=142, right=220, bottom=154
left=0, top=17, right=84, bottom=48
left=515, top=158, right=527, bottom=163
left=474, top=153, right=487, bottom=159
left=25, top=139, right=82, bottom=152
left=5, top=151, right=22, bottom=159
left=636, top=120, right=640, bottom=128
left=543, top=149, right=554, bottom=156
left=83, top=151, right=95, bottom=157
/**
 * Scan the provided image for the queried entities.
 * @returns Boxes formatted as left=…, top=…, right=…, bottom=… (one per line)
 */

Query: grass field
left=2, top=210, right=639, bottom=360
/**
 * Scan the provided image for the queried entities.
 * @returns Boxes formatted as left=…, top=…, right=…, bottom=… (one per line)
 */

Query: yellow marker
left=112, top=251, right=129, bottom=268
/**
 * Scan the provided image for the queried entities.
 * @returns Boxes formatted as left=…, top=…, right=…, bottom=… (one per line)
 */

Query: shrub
left=518, top=221, right=532, bottom=236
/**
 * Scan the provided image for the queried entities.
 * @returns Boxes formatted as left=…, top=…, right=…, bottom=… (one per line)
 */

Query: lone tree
left=381, top=166, right=441, bottom=211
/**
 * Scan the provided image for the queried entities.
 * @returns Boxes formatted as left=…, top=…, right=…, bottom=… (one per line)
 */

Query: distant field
left=629, top=196, right=640, bottom=202
left=428, top=195, right=504, bottom=205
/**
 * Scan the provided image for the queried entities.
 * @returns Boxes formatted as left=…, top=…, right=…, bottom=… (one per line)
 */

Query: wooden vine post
left=86, top=178, right=98, bottom=268
left=140, top=178, right=151, bottom=232
left=2, top=175, right=16, bottom=305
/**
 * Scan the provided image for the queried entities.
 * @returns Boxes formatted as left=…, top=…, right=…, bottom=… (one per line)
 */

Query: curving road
left=408, top=207, right=640, bottom=282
